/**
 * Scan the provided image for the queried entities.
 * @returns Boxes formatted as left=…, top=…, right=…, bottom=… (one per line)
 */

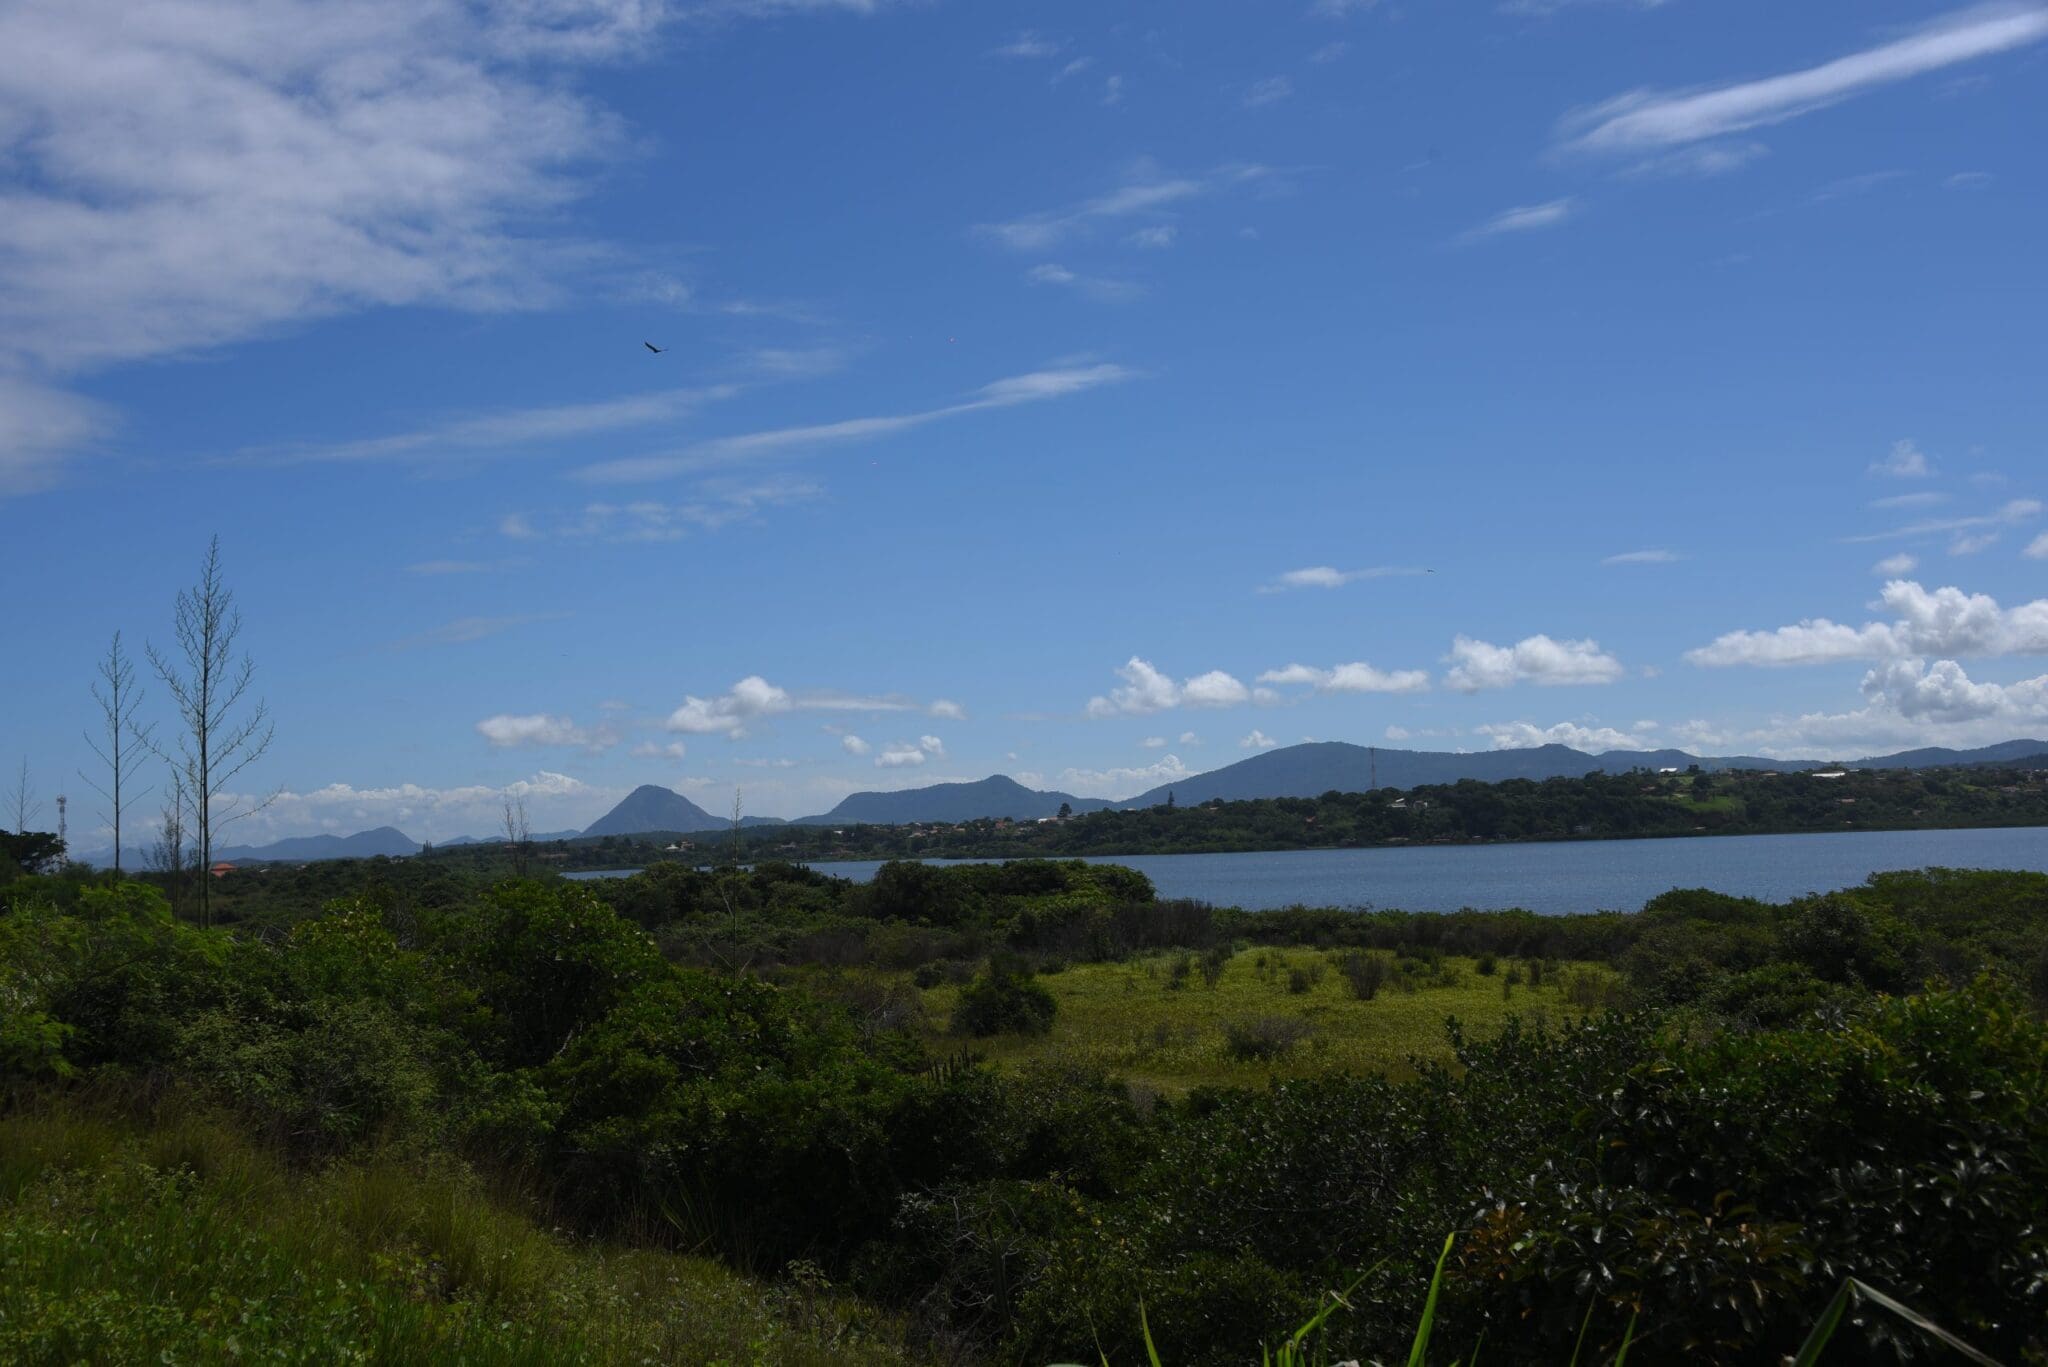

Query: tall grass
left=0, top=1096, right=920, bottom=1366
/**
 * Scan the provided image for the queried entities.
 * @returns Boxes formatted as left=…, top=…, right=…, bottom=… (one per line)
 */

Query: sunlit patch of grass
left=919, top=948, right=1621, bottom=1093
left=0, top=1100, right=920, bottom=1366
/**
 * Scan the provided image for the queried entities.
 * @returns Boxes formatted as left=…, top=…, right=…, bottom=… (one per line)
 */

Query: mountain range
left=78, top=737, right=2048, bottom=865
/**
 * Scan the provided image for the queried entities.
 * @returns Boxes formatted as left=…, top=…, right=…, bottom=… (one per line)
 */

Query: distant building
left=209, top=861, right=236, bottom=878
left=1813, top=770, right=1849, bottom=780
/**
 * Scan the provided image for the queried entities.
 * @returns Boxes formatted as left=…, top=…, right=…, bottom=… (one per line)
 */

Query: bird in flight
left=643, top=342, right=667, bottom=354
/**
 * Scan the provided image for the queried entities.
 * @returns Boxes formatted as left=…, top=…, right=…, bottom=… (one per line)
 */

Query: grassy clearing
left=0, top=1100, right=919, bottom=1367
left=919, top=947, right=1622, bottom=1093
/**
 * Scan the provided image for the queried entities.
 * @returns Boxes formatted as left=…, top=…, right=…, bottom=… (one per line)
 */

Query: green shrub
left=952, top=962, right=1057, bottom=1038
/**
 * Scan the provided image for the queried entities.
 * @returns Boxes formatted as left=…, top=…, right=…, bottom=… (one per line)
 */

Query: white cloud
left=1257, top=662, right=1431, bottom=694
left=574, top=363, right=1138, bottom=482
left=516, top=478, right=822, bottom=541
left=1753, top=657, right=2048, bottom=755
left=840, top=734, right=871, bottom=756
left=1620, top=141, right=1769, bottom=179
left=1862, top=657, right=2048, bottom=724
left=1178, top=731, right=1201, bottom=745
left=1873, top=553, right=1919, bottom=576
left=500, top=513, right=539, bottom=540
left=1601, top=549, right=1682, bottom=565
left=1844, top=498, right=2043, bottom=544
left=631, top=740, right=688, bottom=760
left=1872, top=438, right=1933, bottom=477
left=1026, top=262, right=1143, bottom=302
left=1053, top=754, right=1193, bottom=800
left=919, top=734, right=946, bottom=756
left=1053, top=56, right=1094, bottom=84
left=1126, top=225, right=1179, bottom=249
left=875, top=744, right=927, bottom=768
left=1686, top=579, right=2048, bottom=667
left=1503, top=0, right=1669, bottom=14
left=1384, top=725, right=1411, bottom=741
left=1951, top=531, right=2002, bottom=555
left=976, top=163, right=1274, bottom=253
left=1244, top=76, right=1294, bottom=108
left=1101, top=75, right=1124, bottom=106
left=1261, top=565, right=1431, bottom=592
left=476, top=713, right=613, bottom=750
left=2026, top=533, right=2048, bottom=559
left=1870, top=491, right=1947, bottom=509
left=1240, top=729, right=1279, bottom=749
left=1086, top=657, right=1253, bottom=716
left=1559, top=5, right=2048, bottom=156
left=206, top=770, right=608, bottom=846
left=1475, top=720, right=1654, bottom=751
left=928, top=699, right=967, bottom=720
left=990, top=31, right=1060, bottom=59
left=1461, top=199, right=1574, bottom=242
left=1141, top=736, right=1167, bottom=748
left=0, top=377, right=111, bottom=497
left=1309, top=41, right=1350, bottom=63
left=664, top=675, right=934, bottom=736
left=1444, top=634, right=1626, bottom=690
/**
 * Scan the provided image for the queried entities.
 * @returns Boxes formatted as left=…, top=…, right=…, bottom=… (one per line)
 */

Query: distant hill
left=1116, top=739, right=2048, bottom=809
left=214, top=826, right=420, bottom=863
left=794, top=775, right=1114, bottom=826
left=582, top=786, right=723, bottom=837
left=436, top=830, right=581, bottom=847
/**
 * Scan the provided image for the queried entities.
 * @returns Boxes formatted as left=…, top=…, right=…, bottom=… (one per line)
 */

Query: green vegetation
left=4, top=857, right=2046, bottom=1365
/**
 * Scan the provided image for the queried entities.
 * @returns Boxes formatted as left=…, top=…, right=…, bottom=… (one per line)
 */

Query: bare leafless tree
left=9, top=758, right=40, bottom=832
left=713, top=787, right=751, bottom=977
left=81, top=631, right=155, bottom=873
left=149, top=770, right=191, bottom=914
left=148, top=536, right=274, bottom=926
left=501, top=795, right=531, bottom=875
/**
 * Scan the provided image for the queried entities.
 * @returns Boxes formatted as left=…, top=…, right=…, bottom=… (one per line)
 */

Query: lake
left=566, top=826, right=2048, bottom=913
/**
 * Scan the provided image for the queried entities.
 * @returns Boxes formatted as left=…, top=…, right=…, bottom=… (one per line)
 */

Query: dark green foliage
left=951, top=959, right=1057, bottom=1037
left=1221, top=1016, right=1311, bottom=1061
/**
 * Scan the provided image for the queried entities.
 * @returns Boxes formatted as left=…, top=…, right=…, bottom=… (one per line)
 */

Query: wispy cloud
left=1559, top=4, right=2048, bottom=155
left=1842, top=498, right=2041, bottom=544
left=1243, top=76, right=1295, bottom=108
left=503, top=477, right=822, bottom=541
left=1260, top=565, right=1431, bottom=592
left=977, top=164, right=1275, bottom=253
left=404, top=558, right=528, bottom=576
left=1460, top=198, right=1575, bottom=242
left=386, top=613, right=568, bottom=652
left=990, top=31, right=1060, bottom=59
left=573, top=363, right=1138, bottom=482
left=1601, top=549, right=1682, bottom=565
left=664, top=675, right=940, bottom=738
left=1026, top=263, right=1143, bottom=302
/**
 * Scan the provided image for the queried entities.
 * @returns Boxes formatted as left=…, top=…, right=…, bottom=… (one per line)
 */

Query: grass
left=918, top=948, right=1621, bottom=1093
left=0, top=1098, right=921, bottom=1367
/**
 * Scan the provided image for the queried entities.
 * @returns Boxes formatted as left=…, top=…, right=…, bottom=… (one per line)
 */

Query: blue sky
left=3, top=0, right=2046, bottom=841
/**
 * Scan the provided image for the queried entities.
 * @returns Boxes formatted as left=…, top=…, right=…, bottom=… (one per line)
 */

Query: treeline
left=5, top=859, right=2047, bottom=1362
left=400, top=763, right=2048, bottom=872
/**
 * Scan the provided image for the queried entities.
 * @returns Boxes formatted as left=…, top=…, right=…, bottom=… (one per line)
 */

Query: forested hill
left=794, top=775, right=1114, bottom=825
left=1116, top=738, right=2048, bottom=808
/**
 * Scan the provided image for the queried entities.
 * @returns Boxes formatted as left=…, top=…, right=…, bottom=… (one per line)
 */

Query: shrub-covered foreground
left=3, top=868, right=2046, bottom=1364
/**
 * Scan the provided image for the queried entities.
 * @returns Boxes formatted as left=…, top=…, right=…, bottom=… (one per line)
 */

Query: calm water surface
left=568, top=826, right=2048, bottom=914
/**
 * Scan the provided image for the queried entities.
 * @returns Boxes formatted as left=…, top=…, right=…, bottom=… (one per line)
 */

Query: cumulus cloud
left=1384, top=725, right=1411, bottom=741
left=1872, top=438, right=1933, bottom=477
left=875, top=744, right=927, bottom=767
left=840, top=734, right=871, bottom=756
left=1873, top=553, right=1919, bottom=576
left=1685, top=579, right=2048, bottom=667
left=1475, top=720, right=1654, bottom=751
left=1053, top=754, right=1193, bottom=800
left=1178, top=731, right=1201, bottom=745
left=202, top=770, right=607, bottom=845
left=1086, top=657, right=1252, bottom=716
left=929, top=699, right=968, bottom=720
left=663, top=676, right=938, bottom=736
left=1558, top=6, right=2048, bottom=156
left=1141, top=736, right=1167, bottom=748
left=1240, top=729, right=1279, bottom=749
left=1257, top=662, right=1431, bottom=694
left=2027, top=533, right=2048, bottom=559
left=476, top=713, right=614, bottom=751
left=1443, top=634, right=1625, bottom=690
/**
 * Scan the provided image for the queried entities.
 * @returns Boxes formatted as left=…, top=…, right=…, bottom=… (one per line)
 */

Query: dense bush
left=950, top=960, right=1057, bottom=1037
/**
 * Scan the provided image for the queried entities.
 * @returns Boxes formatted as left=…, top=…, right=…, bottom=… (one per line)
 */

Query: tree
left=148, top=536, right=274, bottom=926
left=149, top=771, right=190, bottom=892
left=1057, top=801, right=1073, bottom=820
left=501, top=796, right=531, bottom=875
left=80, top=631, right=154, bottom=874
left=7, top=758, right=42, bottom=833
